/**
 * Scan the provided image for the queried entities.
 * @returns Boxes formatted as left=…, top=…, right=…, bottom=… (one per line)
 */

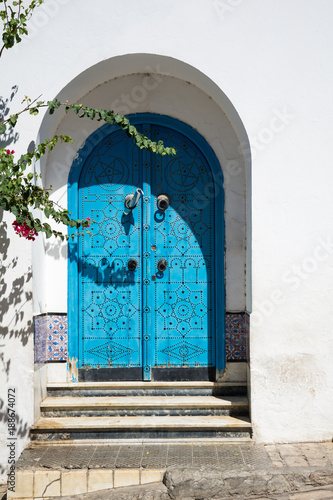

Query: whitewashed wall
left=0, top=213, right=34, bottom=481
left=1, top=0, right=333, bottom=481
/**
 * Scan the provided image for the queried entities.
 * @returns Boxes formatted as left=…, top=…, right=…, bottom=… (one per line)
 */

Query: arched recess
left=32, top=54, right=251, bottom=378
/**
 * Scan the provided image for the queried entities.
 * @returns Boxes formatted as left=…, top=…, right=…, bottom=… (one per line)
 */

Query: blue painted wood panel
left=78, top=130, right=142, bottom=369
left=148, top=124, right=214, bottom=371
left=70, top=114, right=224, bottom=380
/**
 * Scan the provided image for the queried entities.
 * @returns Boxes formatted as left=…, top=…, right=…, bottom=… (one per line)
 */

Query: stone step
left=40, top=395, right=248, bottom=417
left=47, top=381, right=247, bottom=397
left=33, top=414, right=251, bottom=429
left=28, top=436, right=253, bottom=446
left=37, top=382, right=251, bottom=442
left=31, top=415, right=251, bottom=441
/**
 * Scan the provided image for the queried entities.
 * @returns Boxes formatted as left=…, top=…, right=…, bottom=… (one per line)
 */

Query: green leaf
left=85, top=107, right=95, bottom=119
left=8, top=114, right=18, bottom=127
left=43, top=223, right=52, bottom=238
left=23, top=153, right=31, bottom=162
left=59, top=134, right=73, bottom=143
left=97, top=110, right=106, bottom=120
left=0, top=123, right=6, bottom=134
left=105, top=115, right=114, bottom=125
left=11, top=206, right=19, bottom=217
left=72, top=104, right=83, bottom=114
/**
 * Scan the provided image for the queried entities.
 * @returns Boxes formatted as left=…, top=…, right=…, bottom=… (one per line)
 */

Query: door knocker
left=157, top=194, right=170, bottom=211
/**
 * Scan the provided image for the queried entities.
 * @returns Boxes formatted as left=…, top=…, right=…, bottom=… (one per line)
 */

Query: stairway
left=31, top=381, right=251, bottom=443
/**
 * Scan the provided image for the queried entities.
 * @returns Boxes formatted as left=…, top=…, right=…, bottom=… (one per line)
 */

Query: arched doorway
left=68, top=114, right=224, bottom=381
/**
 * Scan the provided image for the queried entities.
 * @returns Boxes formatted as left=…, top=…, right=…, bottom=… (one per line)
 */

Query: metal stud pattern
left=77, top=122, right=216, bottom=377
left=151, top=126, right=214, bottom=370
left=79, top=130, right=142, bottom=370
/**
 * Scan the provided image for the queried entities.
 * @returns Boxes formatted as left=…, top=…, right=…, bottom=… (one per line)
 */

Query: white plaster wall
left=0, top=0, right=332, bottom=470
left=34, top=364, right=47, bottom=421
left=47, top=362, right=67, bottom=384
left=0, top=211, right=34, bottom=482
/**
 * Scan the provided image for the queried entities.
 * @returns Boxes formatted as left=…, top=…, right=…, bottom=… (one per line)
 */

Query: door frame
left=67, top=113, right=225, bottom=381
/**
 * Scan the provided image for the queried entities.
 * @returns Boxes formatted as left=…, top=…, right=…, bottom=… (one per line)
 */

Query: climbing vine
left=0, top=0, right=176, bottom=241
left=0, top=0, right=43, bottom=57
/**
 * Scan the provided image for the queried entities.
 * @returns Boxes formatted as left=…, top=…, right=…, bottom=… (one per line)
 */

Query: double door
left=77, top=118, right=218, bottom=380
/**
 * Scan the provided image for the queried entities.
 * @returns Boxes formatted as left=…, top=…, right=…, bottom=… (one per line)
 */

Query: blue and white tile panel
left=34, top=314, right=68, bottom=363
left=225, top=312, right=249, bottom=361
left=34, top=312, right=249, bottom=363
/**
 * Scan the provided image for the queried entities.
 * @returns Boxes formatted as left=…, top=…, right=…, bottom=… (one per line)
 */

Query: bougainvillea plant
left=0, top=0, right=176, bottom=241
left=0, top=136, right=94, bottom=240
left=0, top=99, right=176, bottom=240
left=0, top=0, right=44, bottom=57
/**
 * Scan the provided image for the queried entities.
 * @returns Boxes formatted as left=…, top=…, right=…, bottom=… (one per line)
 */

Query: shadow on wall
left=0, top=209, right=32, bottom=472
left=45, top=238, right=67, bottom=260
left=0, top=210, right=33, bottom=346
left=0, top=85, right=33, bottom=346
left=0, top=85, right=20, bottom=149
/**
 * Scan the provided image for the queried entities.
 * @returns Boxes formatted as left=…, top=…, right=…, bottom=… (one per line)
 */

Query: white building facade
left=1, top=0, right=333, bottom=481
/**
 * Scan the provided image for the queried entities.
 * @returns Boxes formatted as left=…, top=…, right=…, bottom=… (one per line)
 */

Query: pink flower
left=12, top=219, right=38, bottom=240
left=6, top=149, right=14, bottom=155
left=86, top=216, right=91, bottom=227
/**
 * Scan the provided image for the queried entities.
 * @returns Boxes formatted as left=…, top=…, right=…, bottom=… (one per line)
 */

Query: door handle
left=128, top=259, right=138, bottom=271
left=157, top=259, right=168, bottom=272
left=123, top=188, right=144, bottom=215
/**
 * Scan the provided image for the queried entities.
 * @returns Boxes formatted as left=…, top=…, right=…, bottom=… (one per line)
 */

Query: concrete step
left=47, top=381, right=248, bottom=397
left=31, top=414, right=251, bottom=441
left=35, top=382, right=251, bottom=442
left=40, top=395, right=248, bottom=417
left=33, top=415, right=251, bottom=429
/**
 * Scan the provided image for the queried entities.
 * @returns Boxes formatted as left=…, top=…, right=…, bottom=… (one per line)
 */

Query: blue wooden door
left=78, top=129, right=143, bottom=380
left=73, top=115, right=223, bottom=381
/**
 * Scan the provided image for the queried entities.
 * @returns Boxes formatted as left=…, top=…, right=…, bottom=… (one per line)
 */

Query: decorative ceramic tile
left=35, top=312, right=249, bottom=363
left=225, top=312, right=249, bottom=361
left=34, top=315, right=47, bottom=364
left=34, top=314, right=68, bottom=363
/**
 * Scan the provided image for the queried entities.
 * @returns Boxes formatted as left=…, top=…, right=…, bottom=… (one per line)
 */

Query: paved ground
left=53, top=484, right=333, bottom=499
left=236, top=485, right=333, bottom=499
left=2, top=441, right=333, bottom=499
left=14, top=441, right=333, bottom=470
left=257, top=486, right=333, bottom=499
left=15, top=442, right=271, bottom=469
